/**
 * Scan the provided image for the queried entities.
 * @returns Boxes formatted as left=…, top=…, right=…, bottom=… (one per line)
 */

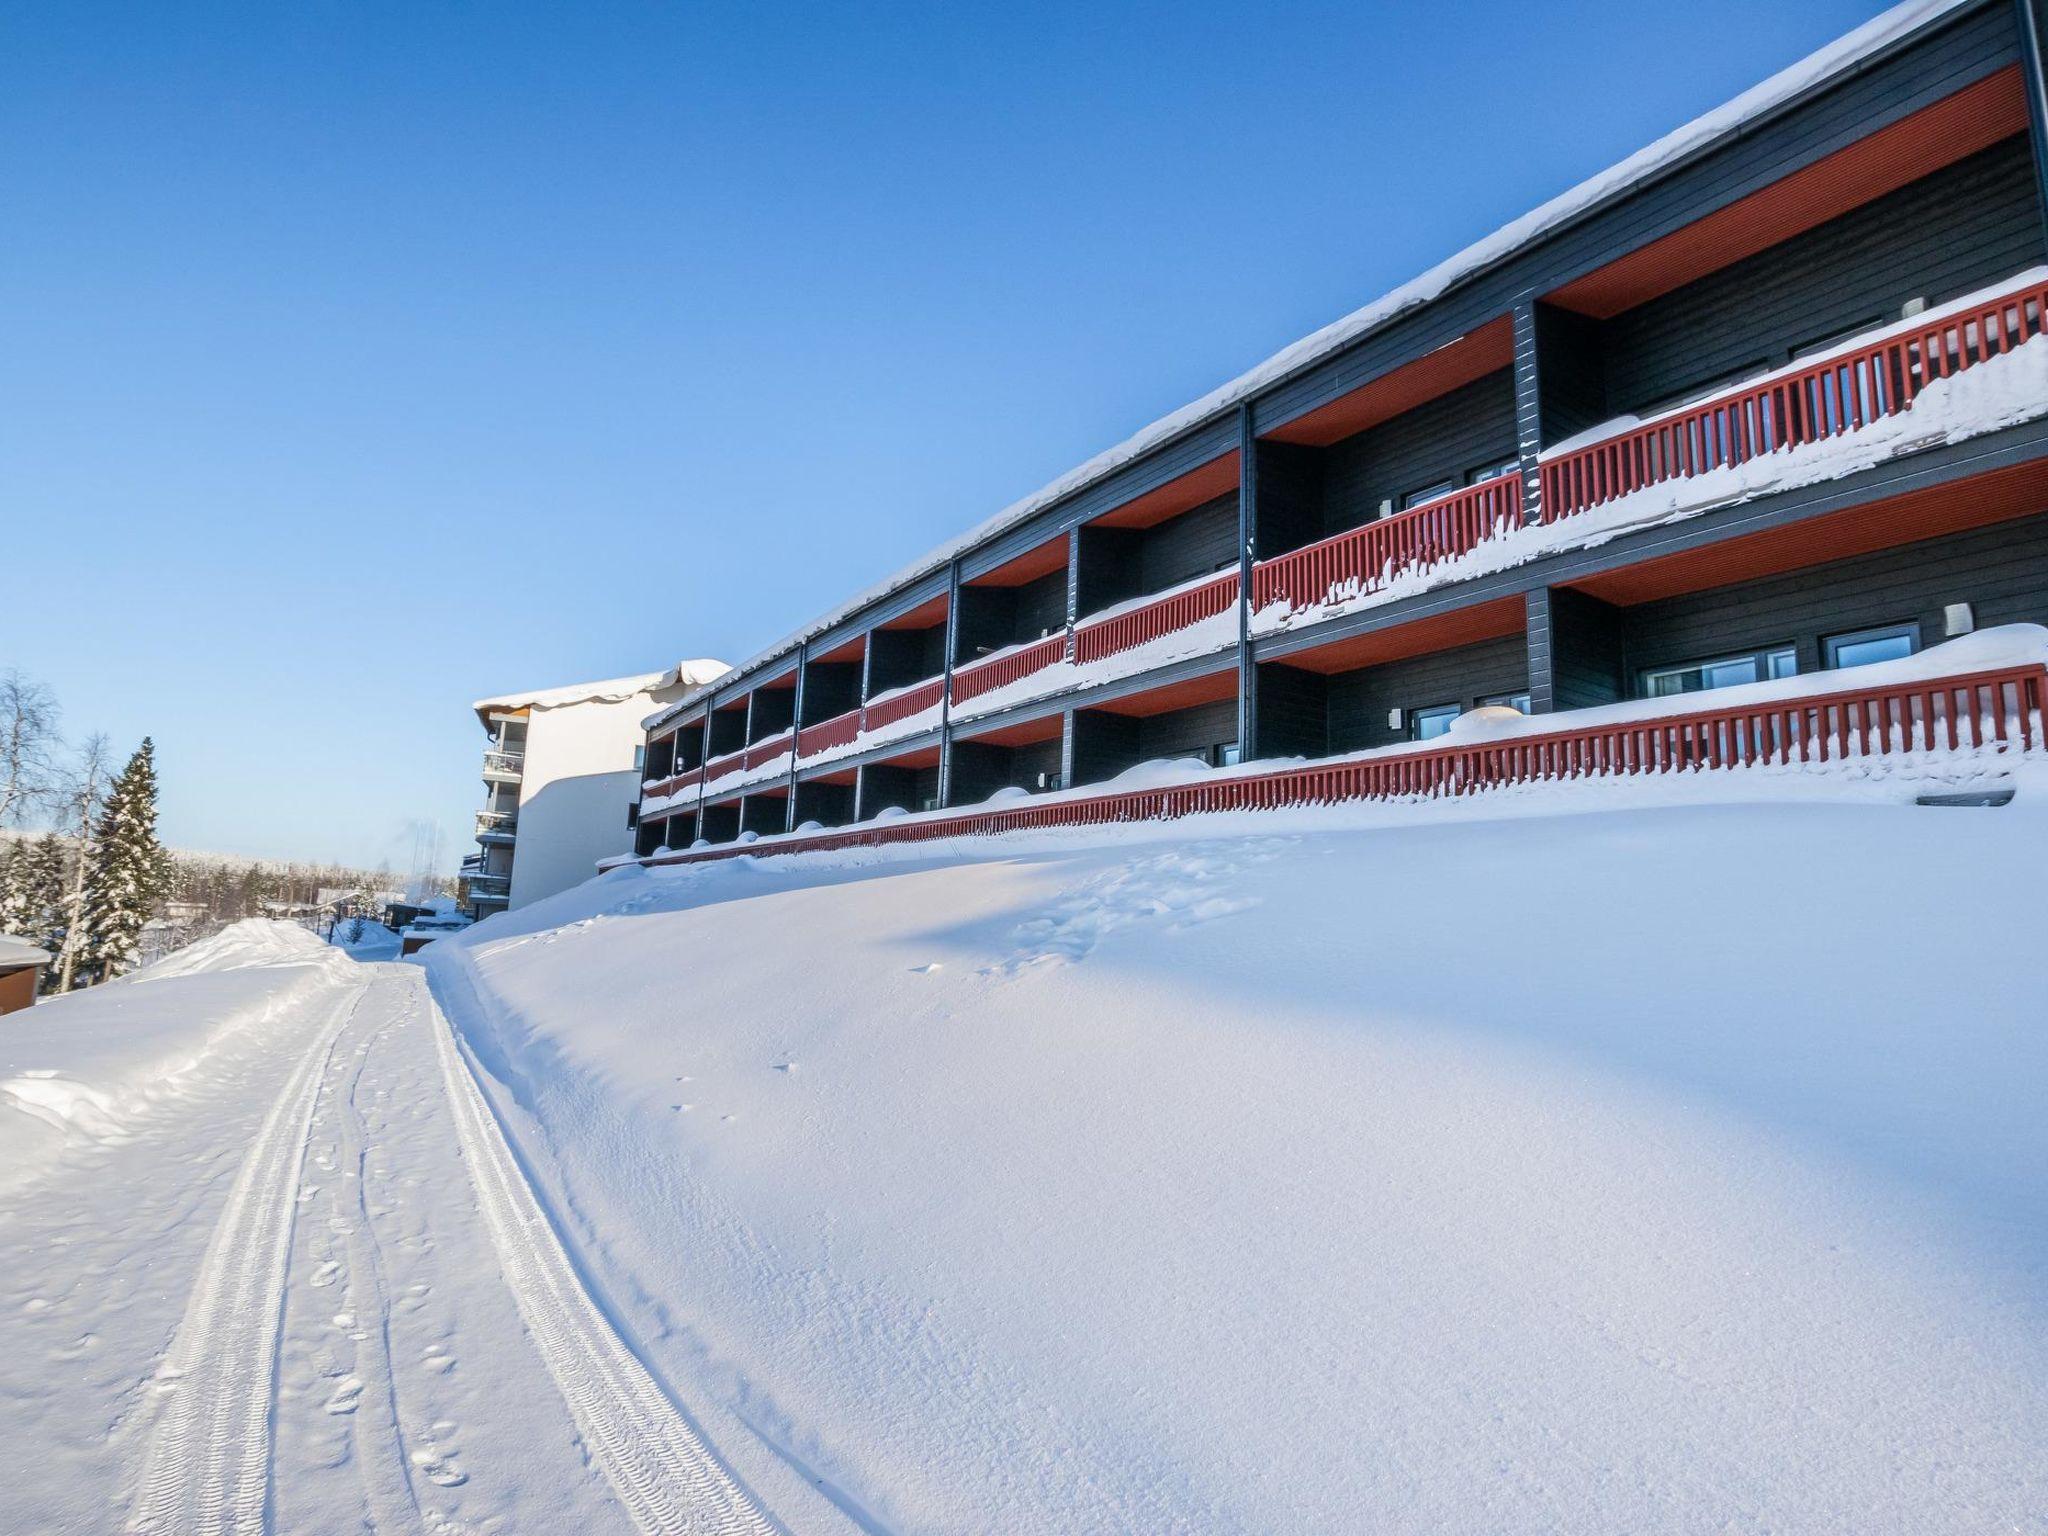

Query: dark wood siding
left=1256, top=663, right=1331, bottom=758
left=1617, top=510, right=2048, bottom=685
left=1137, top=698, right=1239, bottom=760
left=1602, top=137, right=2041, bottom=415
left=1318, top=370, right=1519, bottom=536
left=1326, top=635, right=1530, bottom=752
left=1070, top=711, right=1141, bottom=788
left=794, top=780, right=855, bottom=828
left=1139, top=494, right=1240, bottom=592
left=801, top=662, right=862, bottom=723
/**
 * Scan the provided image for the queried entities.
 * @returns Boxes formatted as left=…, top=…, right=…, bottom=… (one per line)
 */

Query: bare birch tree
left=0, top=670, right=62, bottom=826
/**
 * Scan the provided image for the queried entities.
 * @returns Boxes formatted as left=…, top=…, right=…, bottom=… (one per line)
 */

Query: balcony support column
left=1059, top=709, right=1077, bottom=793
left=2017, top=0, right=2048, bottom=249
left=1235, top=402, right=1259, bottom=762
left=1526, top=586, right=1626, bottom=716
left=786, top=640, right=807, bottom=833
left=1512, top=295, right=1545, bottom=525
left=937, top=557, right=962, bottom=808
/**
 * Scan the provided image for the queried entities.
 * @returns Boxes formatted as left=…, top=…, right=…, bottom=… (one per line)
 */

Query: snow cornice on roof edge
left=477, top=660, right=730, bottom=723
left=647, top=0, right=1978, bottom=734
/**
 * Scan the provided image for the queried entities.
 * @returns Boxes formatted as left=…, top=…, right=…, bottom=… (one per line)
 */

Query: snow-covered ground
left=3, top=775, right=2045, bottom=1532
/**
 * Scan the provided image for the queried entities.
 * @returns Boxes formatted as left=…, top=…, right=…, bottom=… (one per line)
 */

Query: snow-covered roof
left=478, top=660, right=729, bottom=722
left=648, top=0, right=1972, bottom=733
left=0, top=934, right=53, bottom=968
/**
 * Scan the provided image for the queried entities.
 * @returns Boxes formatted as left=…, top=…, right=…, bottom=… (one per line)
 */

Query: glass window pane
left=1827, top=629, right=1916, bottom=670
left=1703, top=658, right=1761, bottom=690
left=1767, top=648, right=1798, bottom=680
left=1402, top=480, right=1457, bottom=510
left=1413, top=704, right=1461, bottom=740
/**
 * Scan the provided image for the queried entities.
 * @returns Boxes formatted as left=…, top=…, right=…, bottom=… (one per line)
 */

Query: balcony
left=862, top=676, right=945, bottom=732
left=1540, top=272, right=2048, bottom=523
left=1074, top=570, right=1239, bottom=666
left=952, top=632, right=1070, bottom=706
left=744, top=730, right=793, bottom=772
left=797, top=707, right=863, bottom=760
left=465, top=872, right=510, bottom=897
left=476, top=809, right=517, bottom=841
left=1252, top=476, right=1523, bottom=616
left=482, top=749, right=525, bottom=781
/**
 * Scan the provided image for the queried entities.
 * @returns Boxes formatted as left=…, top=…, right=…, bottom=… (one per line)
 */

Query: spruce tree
left=78, top=738, right=172, bottom=981
left=10, top=833, right=70, bottom=955
left=0, top=841, right=23, bottom=933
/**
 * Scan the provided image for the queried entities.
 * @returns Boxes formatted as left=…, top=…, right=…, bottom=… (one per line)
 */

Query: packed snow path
left=0, top=937, right=789, bottom=1535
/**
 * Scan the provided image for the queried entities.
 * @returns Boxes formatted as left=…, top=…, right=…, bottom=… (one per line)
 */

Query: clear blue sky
left=0, top=0, right=1888, bottom=870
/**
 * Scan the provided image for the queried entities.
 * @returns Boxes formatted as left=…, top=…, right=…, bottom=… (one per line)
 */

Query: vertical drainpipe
left=2017, top=0, right=2048, bottom=247
left=1235, top=402, right=1259, bottom=762
left=786, top=640, right=807, bottom=833
left=1062, top=528, right=1082, bottom=789
left=1511, top=293, right=1555, bottom=714
left=937, top=558, right=962, bottom=808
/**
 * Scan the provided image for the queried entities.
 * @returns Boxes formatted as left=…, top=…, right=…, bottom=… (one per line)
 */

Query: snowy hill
left=421, top=780, right=2048, bottom=1533
left=3, top=791, right=2043, bottom=1531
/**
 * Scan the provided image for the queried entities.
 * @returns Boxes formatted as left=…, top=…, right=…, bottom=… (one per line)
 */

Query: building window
left=1824, top=623, right=1917, bottom=671
left=1401, top=479, right=1458, bottom=512
left=1640, top=646, right=1796, bottom=698
left=633, top=744, right=645, bottom=770
left=1480, top=691, right=1531, bottom=714
left=1208, top=742, right=1242, bottom=768
left=1411, top=703, right=1461, bottom=741
left=1469, top=458, right=1520, bottom=485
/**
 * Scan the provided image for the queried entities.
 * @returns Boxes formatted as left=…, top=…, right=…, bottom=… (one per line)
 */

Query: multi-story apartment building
left=632, top=0, right=2048, bottom=860
left=464, top=664, right=726, bottom=915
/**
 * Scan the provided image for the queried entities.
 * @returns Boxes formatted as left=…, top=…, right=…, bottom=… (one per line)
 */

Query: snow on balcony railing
left=744, top=730, right=793, bottom=772
left=630, top=631, right=2048, bottom=870
left=475, top=810, right=517, bottom=836
left=1074, top=571, right=1240, bottom=666
left=1541, top=271, right=2048, bottom=521
left=863, top=677, right=945, bottom=732
left=952, top=632, right=1071, bottom=706
left=481, top=749, right=525, bottom=777
left=797, top=708, right=863, bottom=760
left=1252, top=475, right=1523, bottom=614
left=701, top=748, right=746, bottom=783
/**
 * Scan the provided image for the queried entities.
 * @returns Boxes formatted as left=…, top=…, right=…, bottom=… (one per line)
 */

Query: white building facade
left=464, top=663, right=727, bottom=917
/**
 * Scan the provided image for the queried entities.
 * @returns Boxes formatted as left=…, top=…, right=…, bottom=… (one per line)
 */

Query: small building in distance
left=464, top=662, right=728, bottom=920
left=0, top=935, right=54, bottom=1014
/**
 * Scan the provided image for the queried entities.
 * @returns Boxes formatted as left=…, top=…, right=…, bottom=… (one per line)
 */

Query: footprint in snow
left=411, top=1445, right=468, bottom=1487
left=308, top=1261, right=343, bottom=1289
left=323, top=1375, right=364, bottom=1415
left=422, top=1344, right=456, bottom=1375
left=909, top=962, right=942, bottom=974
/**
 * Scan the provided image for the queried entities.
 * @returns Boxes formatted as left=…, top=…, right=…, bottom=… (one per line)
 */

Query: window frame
left=1823, top=622, right=1919, bottom=671
left=1400, top=478, right=1458, bottom=513
left=1637, top=644, right=1798, bottom=700
left=1479, top=690, right=1532, bottom=715
left=1409, top=702, right=1463, bottom=742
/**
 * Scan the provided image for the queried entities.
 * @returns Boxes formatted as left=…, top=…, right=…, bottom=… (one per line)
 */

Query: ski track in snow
left=422, top=967, right=781, bottom=1536
left=127, top=979, right=365, bottom=1535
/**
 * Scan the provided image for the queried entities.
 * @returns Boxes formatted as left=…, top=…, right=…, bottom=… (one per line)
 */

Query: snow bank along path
left=426, top=961, right=779, bottom=1536
left=447, top=779, right=2048, bottom=1533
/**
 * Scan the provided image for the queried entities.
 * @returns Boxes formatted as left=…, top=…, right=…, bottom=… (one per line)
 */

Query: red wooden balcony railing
left=701, top=748, right=746, bottom=782
left=640, top=659, right=2044, bottom=868
left=1251, top=475, right=1523, bottom=614
left=862, top=677, right=945, bottom=733
left=1074, top=571, right=1240, bottom=666
left=1542, top=273, right=2048, bottom=522
left=796, top=708, right=863, bottom=760
left=744, top=730, right=793, bottom=772
left=952, top=632, right=1070, bottom=705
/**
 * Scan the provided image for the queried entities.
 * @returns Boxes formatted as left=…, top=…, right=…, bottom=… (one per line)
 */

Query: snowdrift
left=0, top=920, right=355, bottom=1191
left=429, top=786, right=2048, bottom=1532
